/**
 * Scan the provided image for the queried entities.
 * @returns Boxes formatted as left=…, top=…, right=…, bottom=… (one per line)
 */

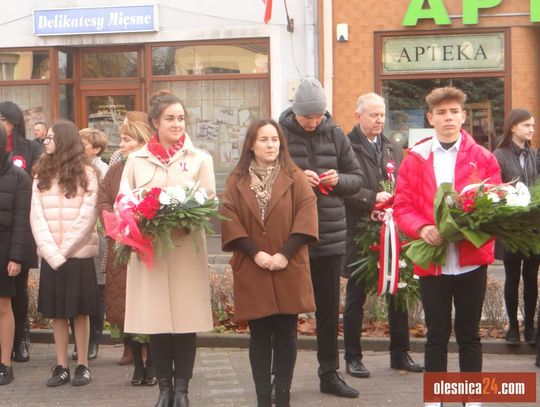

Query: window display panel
left=0, top=85, right=51, bottom=139
left=0, top=51, right=49, bottom=80
left=153, top=78, right=270, bottom=190
left=382, top=77, right=504, bottom=150
left=152, top=44, right=269, bottom=76
left=82, top=51, right=138, bottom=78
left=59, top=84, right=75, bottom=122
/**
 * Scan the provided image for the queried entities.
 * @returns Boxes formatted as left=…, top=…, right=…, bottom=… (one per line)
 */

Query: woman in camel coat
left=119, top=90, right=215, bottom=407
left=221, top=119, right=318, bottom=407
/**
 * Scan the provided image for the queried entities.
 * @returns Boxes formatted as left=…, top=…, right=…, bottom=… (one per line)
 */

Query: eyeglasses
left=43, top=136, right=55, bottom=144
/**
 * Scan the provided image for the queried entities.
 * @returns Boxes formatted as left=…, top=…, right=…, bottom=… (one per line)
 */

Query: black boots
left=12, top=322, right=30, bottom=362
left=155, top=377, right=190, bottom=407
left=173, top=378, right=190, bottom=407
left=155, top=378, right=174, bottom=407
left=275, top=387, right=291, bottom=407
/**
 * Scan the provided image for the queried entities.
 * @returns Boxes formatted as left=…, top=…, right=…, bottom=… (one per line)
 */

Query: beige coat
left=120, top=136, right=215, bottom=334
left=30, top=166, right=98, bottom=270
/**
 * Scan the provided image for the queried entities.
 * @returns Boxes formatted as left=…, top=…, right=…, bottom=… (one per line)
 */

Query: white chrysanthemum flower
left=413, top=274, right=420, bottom=280
left=506, top=182, right=530, bottom=207
left=194, top=191, right=205, bottom=205
left=169, top=186, right=187, bottom=204
left=398, top=259, right=407, bottom=269
left=397, top=282, right=408, bottom=289
left=487, top=192, right=500, bottom=203
left=159, top=190, right=172, bottom=205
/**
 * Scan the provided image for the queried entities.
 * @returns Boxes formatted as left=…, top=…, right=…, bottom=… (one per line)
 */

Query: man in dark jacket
left=279, top=78, right=362, bottom=398
left=342, top=93, right=423, bottom=379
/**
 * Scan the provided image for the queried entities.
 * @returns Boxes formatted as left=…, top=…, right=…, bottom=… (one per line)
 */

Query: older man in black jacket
left=342, top=92, right=423, bottom=379
left=279, top=78, right=363, bottom=399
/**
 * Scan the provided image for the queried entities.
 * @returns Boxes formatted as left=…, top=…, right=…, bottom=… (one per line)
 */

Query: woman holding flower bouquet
left=494, top=108, right=539, bottom=345
left=221, top=119, right=318, bottom=407
left=394, top=87, right=501, bottom=407
left=97, top=120, right=156, bottom=387
left=119, top=90, right=216, bottom=407
left=30, top=120, right=99, bottom=387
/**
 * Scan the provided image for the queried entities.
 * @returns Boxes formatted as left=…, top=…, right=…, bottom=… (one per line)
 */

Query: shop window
left=0, top=84, right=51, bottom=138
left=59, top=84, right=75, bottom=122
left=0, top=51, right=49, bottom=80
left=382, top=78, right=504, bottom=151
left=152, top=79, right=270, bottom=190
left=82, top=51, right=138, bottom=78
left=152, top=44, right=269, bottom=76
left=58, top=51, right=74, bottom=79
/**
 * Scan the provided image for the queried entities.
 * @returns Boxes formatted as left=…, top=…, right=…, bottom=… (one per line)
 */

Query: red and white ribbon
left=376, top=208, right=400, bottom=296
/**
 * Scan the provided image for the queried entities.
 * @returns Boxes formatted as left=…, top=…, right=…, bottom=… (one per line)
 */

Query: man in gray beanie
left=279, top=78, right=363, bottom=398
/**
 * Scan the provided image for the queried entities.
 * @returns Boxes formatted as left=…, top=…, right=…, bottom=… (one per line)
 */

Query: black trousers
left=503, top=259, right=539, bottom=328
left=310, top=255, right=342, bottom=377
left=89, top=284, right=105, bottom=345
left=149, top=333, right=196, bottom=381
left=11, top=266, right=30, bottom=339
left=343, top=277, right=410, bottom=362
left=248, top=314, right=297, bottom=394
left=420, top=266, right=487, bottom=372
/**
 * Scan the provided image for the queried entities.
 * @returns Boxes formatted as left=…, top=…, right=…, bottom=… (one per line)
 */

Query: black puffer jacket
left=342, top=126, right=403, bottom=277
left=279, top=107, right=362, bottom=257
left=0, top=158, right=32, bottom=264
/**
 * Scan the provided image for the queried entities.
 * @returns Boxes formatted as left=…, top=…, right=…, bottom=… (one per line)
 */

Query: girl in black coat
left=494, top=108, right=539, bottom=345
left=0, top=127, right=32, bottom=385
left=0, top=101, right=42, bottom=362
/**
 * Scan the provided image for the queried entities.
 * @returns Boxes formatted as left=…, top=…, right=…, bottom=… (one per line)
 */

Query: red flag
left=263, top=0, right=272, bottom=24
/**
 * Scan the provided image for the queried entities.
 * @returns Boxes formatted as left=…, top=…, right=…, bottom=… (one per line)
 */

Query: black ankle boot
left=275, top=387, right=290, bottom=407
left=155, top=378, right=174, bottom=407
left=255, top=383, right=272, bottom=407
left=173, top=378, right=189, bottom=407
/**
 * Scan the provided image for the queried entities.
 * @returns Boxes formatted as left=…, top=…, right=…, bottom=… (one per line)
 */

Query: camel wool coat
left=120, top=136, right=215, bottom=334
left=221, top=167, right=318, bottom=322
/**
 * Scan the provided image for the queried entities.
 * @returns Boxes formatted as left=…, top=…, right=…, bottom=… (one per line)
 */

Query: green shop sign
left=382, top=33, right=504, bottom=73
left=402, top=0, right=540, bottom=26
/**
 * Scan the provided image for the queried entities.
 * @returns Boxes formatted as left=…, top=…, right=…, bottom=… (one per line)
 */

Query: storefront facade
left=328, top=0, right=540, bottom=149
left=0, top=1, right=318, bottom=189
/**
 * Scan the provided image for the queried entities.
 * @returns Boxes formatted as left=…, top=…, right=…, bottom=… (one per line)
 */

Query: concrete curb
left=28, top=329, right=537, bottom=355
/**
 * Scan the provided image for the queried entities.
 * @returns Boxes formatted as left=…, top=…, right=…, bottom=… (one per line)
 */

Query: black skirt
left=0, top=257, right=16, bottom=297
left=38, top=258, right=98, bottom=319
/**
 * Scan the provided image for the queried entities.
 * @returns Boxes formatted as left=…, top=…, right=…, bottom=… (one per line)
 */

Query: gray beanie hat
left=292, top=78, right=327, bottom=116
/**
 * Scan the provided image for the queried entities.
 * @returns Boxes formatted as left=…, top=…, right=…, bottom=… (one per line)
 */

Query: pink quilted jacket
left=394, top=130, right=501, bottom=276
left=30, top=166, right=98, bottom=270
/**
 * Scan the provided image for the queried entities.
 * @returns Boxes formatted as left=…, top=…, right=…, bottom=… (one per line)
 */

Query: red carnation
left=136, top=187, right=162, bottom=219
left=462, top=198, right=476, bottom=212
left=12, top=155, right=26, bottom=169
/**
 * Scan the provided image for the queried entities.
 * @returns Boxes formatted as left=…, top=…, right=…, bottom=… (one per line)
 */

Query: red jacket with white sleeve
left=393, top=130, right=501, bottom=277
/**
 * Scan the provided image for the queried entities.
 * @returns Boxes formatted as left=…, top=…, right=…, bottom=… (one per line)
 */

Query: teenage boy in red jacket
left=393, top=86, right=501, bottom=407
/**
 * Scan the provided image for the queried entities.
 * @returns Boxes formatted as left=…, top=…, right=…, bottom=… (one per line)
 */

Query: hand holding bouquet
left=405, top=181, right=540, bottom=269
left=103, top=182, right=223, bottom=270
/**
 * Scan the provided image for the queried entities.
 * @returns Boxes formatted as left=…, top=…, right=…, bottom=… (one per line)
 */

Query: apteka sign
left=402, top=0, right=540, bottom=26
left=33, top=5, right=158, bottom=36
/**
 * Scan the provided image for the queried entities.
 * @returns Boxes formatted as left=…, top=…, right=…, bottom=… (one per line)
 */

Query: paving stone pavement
left=2, top=343, right=539, bottom=407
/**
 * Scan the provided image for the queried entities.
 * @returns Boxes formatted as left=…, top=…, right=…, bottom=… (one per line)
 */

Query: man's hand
left=269, top=253, right=288, bottom=271
left=419, top=225, right=444, bottom=246
left=303, top=169, right=320, bottom=187
left=254, top=251, right=273, bottom=269
left=320, top=169, right=338, bottom=186
left=7, top=261, right=21, bottom=277
left=375, top=191, right=393, bottom=203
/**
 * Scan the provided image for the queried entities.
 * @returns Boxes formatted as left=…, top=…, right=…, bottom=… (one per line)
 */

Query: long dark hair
left=0, top=101, right=26, bottom=139
left=497, top=108, right=533, bottom=149
left=33, top=120, right=92, bottom=198
left=0, top=125, right=6, bottom=170
left=232, top=119, right=297, bottom=177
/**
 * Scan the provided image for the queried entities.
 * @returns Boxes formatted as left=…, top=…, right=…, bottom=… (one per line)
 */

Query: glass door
left=81, top=90, right=141, bottom=159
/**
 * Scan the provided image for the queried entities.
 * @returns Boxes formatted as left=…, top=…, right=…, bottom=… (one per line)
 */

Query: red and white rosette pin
left=376, top=208, right=400, bottom=296
left=12, top=155, right=27, bottom=170
left=386, top=160, right=395, bottom=184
